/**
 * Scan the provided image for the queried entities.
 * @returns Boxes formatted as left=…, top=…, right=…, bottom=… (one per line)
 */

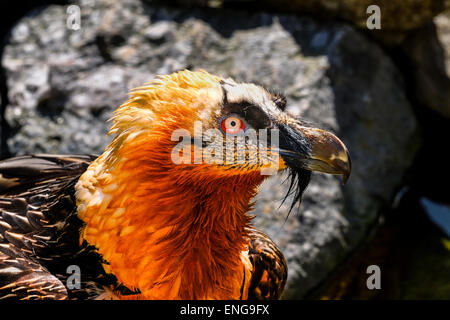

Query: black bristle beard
left=277, top=122, right=312, bottom=216
left=282, top=167, right=311, bottom=217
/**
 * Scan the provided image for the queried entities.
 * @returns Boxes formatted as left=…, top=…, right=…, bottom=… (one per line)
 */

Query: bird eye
left=220, top=115, right=246, bottom=135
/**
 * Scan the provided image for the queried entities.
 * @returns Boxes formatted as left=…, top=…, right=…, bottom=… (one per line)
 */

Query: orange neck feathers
left=76, top=135, right=264, bottom=299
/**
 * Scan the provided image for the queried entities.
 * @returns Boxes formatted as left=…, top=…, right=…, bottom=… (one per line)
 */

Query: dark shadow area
left=309, top=187, right=450, bottom=299
left=388, top=25, right=450, bottom=206
left=143, top=2, right=273, bottom=39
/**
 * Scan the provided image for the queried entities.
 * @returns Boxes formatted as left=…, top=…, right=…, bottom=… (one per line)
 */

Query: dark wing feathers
left=247, top=229, right=287, bottom=300
left=0, top=154, right=96, bottom=300
left=0, top=154, right=95, bottom=189
left=0, top=245, right=68, bottom=300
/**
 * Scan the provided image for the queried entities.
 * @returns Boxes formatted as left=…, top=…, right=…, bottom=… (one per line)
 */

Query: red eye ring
left=220, top=114, right=246, bottom=135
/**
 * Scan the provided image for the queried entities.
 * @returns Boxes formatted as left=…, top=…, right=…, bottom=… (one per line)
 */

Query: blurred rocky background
left=0, top=0, right=449, bottom=299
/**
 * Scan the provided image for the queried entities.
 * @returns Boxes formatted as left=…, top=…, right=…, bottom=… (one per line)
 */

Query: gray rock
left=2, top=0, right=420, bottom=298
